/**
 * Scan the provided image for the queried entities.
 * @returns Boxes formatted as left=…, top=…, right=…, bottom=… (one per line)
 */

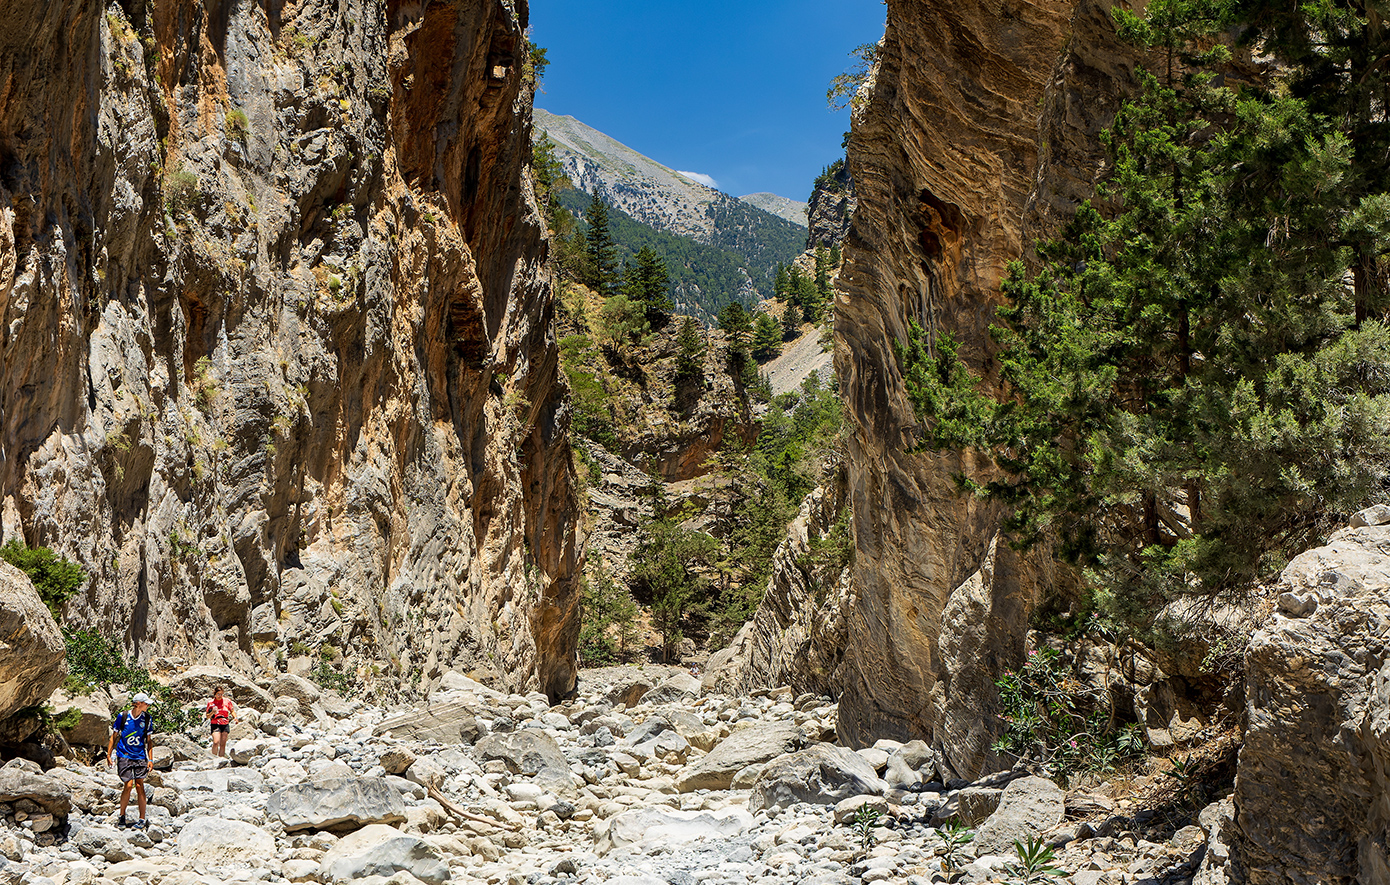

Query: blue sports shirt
left=111, top=711, right=151, bottom=760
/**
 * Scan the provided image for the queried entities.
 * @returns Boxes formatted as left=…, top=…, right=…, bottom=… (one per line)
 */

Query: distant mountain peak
left=534, top=109, right=808, bottom=240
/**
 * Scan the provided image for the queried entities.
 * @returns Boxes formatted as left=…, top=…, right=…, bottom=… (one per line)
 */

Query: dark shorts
left=210, top=723, right=230, bottom=734
left=117, top=757, right=148, bottom=783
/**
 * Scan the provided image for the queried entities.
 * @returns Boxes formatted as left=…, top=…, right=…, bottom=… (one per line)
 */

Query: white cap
left=131, top=693, right=155, bottom=706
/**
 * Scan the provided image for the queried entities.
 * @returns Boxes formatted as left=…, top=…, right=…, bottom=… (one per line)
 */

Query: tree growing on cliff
left=0, top=541, right=85, bottom=619
left=582, top=191, right=618, bottom=295
left=782, top=303, right=801, bottom=341
left=826, top=43, right=880, bottom=111
left=751, top=312, right=783, bottom=361
left=899, top=0, right=1390, bottom=630
left=622, top=246, right=674, bottom=328
left=675, top=316, right=706, bottom=381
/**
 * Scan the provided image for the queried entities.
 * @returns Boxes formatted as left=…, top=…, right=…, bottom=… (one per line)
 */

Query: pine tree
left=622, top=246, right=674, bottom=328
left=630, top=518, right=718, bottom=663
left=782, top=303, right=801, bottom=341
left=814, top=247, right=832, bottom=299
left=774, top=263, right=790, bottom=300
left=1233, top=0, right=1390, bottom=322
left=901, top=0, right=1390, bottom=628
left=751, top=312, right=783, bottom=361
left=675, top=316, right=706, bottom=381
left=582, top=190, right=618, bottom=296
left=718, top=301, right=752, bottom=353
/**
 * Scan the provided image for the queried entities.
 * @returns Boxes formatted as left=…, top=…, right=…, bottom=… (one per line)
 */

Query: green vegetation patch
left=0, top=540, right=86, bottom=619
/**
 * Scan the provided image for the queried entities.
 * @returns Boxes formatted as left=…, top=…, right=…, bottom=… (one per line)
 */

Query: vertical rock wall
left=833, top=0, right=1135, bottom=775
left=0, top=0, right=579, bottom=698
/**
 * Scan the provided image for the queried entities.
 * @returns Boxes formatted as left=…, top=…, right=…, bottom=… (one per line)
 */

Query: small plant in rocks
left=850, top=805, right=883, bottom=853
left=938, top=820, right=975, bottom=875
left=1005, top=836, right=1065, bottom=884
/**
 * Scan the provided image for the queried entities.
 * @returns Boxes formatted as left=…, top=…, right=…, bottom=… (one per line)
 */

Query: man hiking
left=107, top=693, right=154, bottom=828
left=203, top=685, right=237, bottom=757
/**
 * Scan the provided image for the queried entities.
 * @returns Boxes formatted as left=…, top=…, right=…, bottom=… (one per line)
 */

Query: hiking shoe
left=117, top=815, right=128, bottom=828
left=132, top=819, right=147, bottom=829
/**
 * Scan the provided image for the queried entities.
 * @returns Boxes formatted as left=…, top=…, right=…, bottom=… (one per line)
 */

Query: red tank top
left=206, top=698, right=233, bottom=724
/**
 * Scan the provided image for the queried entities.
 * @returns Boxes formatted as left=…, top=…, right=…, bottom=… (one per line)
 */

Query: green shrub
left=310, top=661, right=354, bottom=693
left=166, top=167, right=199, bottom=216
left=224, top=108, right=249, bottom=145
left=63, top=628, right=200, bottom=733
left=992, top=646, right=1145, bottom=780
left=0, top=540, right=86, bottom=619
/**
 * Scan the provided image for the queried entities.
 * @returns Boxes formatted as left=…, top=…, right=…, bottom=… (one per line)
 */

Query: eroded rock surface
left=0, top=562, right=66, bottom=723
left=0, top=0, right=577, bottom=697
left=832, top=0, right=1136, bottom=774
left=1236, top=524, right=1390, bottom=883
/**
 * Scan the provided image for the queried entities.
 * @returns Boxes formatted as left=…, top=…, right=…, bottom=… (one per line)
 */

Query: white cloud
left=677, top=170, right=719, bottom=189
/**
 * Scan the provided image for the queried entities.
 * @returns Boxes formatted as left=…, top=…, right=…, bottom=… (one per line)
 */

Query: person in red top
left=203, top=685, right=237, bottom=757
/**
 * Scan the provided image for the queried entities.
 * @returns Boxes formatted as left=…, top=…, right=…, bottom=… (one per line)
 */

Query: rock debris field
left=2, top=667, right=1231, bottom=885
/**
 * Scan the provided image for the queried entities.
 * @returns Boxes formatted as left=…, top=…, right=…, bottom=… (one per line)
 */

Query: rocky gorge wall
left=832, top=0, right=1137, bottom=775
left=0, top=0, right=579, bottom=698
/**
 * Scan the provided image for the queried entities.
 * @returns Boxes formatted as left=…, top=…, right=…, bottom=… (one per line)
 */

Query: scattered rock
left=373, top=701, right=486, bottom=745
left=320, top=824, right=451, bottom=885
left=677, top=721, right=804, bottom=792
left=0, top=770, right=70, bottom=817
left=176, top=818, right=277, bottom=863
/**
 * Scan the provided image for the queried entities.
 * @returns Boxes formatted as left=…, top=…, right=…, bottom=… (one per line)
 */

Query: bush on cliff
left=0, top=540, right=85, bottom=619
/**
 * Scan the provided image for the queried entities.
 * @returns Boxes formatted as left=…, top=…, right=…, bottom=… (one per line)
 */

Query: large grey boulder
left=270, top=674, right=321, bottom=710
left=1235, top=523, right=1390, bottom=883
left=884, top=739, right=938, bottom=790
left=595, top=806, right=754, bottom=857
left=641, top=672, right=701, bottom=706
left=0, top=769, right=71, bottom=816
left=320, top=824, right=450, bottom=884
left=48, top=688, right=111, bottom=747
left=177, top=818, right=276, bottom=864
left=475, top=730, right=574, bottom=795
left=373, top=700, right=484, bottom=745
left=971, top=776, right=1065, bottom=855
left=749, top=743, right=886, bottom=811
left=677, top=721, right=805, bottom=792
left=266, top=776, right=406, bottom=832
left=0, top=561, right=67, bottom=723
left=168, top=667, right=273, bottom=712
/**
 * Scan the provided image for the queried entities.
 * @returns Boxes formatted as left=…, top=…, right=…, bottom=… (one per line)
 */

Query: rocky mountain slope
left=0, top=0, right=578, bottom=698
left=739, top=193, right=809, bottom=228
left=535, top=109, right=806, bottom=299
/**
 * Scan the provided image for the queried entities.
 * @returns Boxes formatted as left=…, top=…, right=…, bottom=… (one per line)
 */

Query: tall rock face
left=833, top=0, right=1135, bottom=775
left=0, top=0, right=579, bottom=698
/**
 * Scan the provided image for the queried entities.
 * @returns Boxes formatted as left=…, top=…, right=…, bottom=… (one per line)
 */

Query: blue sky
left=527, top=0, right=887, bottom=203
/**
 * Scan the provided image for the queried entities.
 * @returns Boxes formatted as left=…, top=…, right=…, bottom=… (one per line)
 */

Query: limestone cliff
left=833, top=0, right=1136, bottom=775
left=805, top=161, right=854, bottom=252
left=0, top=0, right=579, bottom=698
